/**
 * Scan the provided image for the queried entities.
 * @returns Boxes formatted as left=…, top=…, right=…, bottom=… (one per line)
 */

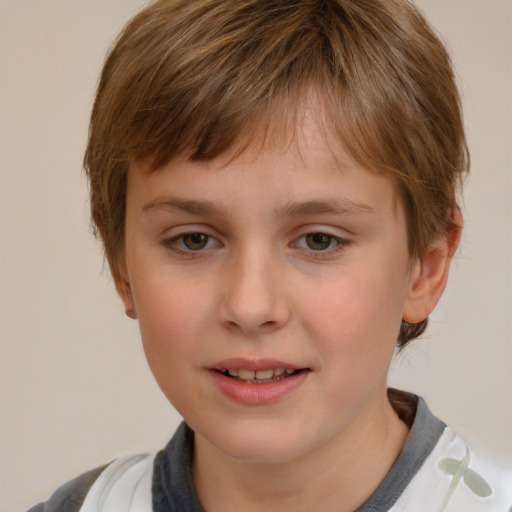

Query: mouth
left=209, top=360, right=310, bottom=404
left=214, top=368, right=302, bottom=384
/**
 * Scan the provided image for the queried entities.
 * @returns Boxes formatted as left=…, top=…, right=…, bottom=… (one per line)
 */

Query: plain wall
left=1, top=1, right=511, bottom=510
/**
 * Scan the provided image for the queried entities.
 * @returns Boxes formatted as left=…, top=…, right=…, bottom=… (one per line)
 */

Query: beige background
left=1, top=1, right=511, bottom=510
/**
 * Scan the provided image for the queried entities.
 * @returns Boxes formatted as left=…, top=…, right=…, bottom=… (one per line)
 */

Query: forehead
left=128, top=108, right=401, bottom=224
left=131, top=87, right=402, bottom=218
left=142, top=94, right=382, bottom=180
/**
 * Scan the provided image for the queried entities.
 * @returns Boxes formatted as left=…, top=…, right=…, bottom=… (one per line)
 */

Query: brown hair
left=84, top=0, right=468, bottom=348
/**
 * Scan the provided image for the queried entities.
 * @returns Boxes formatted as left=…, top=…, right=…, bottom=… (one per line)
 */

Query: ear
left=114, top=273, right=138, bottom=320
left=402, top=210, right=462, bottom=323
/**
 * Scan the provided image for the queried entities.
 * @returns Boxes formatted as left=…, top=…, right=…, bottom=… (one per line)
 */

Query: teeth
left=238, top=369, right=255, bottom=380
left=221, top=368, right=297, bottom=381
left=255, top=369, right=274, bottom=379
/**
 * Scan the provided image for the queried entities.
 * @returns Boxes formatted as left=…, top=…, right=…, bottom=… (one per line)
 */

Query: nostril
left=224, top=319, right=276, bottom=331
left=218, top=295, right=290, bottom=334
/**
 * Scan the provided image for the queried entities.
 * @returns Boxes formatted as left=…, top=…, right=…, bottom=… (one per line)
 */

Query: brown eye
left=183, top=233, right=209, bottom=250
left=305, top=233, right=334, bottom=250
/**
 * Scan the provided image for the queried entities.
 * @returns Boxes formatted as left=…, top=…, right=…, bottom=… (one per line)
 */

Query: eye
left=182, top=233, right=210, bottom=250
left=305, top=233, right=335, bottom=250
left=165, top=232, right=220, bottom=252
left=295, top=232, right=345, bottom=251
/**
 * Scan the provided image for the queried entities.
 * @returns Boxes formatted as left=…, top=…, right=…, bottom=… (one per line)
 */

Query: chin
left=200, top=420, right=313, bottom=465
left=223, top=441, right=302, bottom=465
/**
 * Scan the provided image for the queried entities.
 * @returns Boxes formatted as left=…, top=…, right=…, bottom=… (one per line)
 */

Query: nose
left=218, top=247, right=290, bottom=335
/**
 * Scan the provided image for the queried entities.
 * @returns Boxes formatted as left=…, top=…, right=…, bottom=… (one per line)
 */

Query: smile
left=210, top=361, right=310, bottom=404
left=216, top=368, right=298, bottom=383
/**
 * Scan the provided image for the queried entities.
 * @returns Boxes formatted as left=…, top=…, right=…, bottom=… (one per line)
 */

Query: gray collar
left=355, top=391, right=446, bottom=511
left=153, top=391, right=445, bottom=512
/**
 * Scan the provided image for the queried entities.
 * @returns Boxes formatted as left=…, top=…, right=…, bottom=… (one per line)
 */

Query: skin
left=116, top=114, right=458, bottom=512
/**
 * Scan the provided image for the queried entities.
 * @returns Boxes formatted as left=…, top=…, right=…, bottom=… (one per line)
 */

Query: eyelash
left=163, top=232, right=221, bottom=255
left=293, top=233, right=348, bottom=254
left=162, top=231, right=350, bottom=257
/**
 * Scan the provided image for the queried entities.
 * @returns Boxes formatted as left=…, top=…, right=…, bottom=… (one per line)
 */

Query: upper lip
left=209, top=358, right=303, bottom=371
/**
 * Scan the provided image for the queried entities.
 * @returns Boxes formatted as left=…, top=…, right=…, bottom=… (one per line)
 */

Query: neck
left=192, top=390, right=409, bottom=512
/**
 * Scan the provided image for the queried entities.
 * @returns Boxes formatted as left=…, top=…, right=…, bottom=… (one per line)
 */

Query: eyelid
left=161, top=226, right=222, bottom=255
left=293, top=233, right=347, bottom=249
left=290, top=226, right=352, bottom=256
left=291, top=224, right=351, bottom=240
left=298, top=233, right=339, bottom=247
left=175, top=233, right=220, bottom=249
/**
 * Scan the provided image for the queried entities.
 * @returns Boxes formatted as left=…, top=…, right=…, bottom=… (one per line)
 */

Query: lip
left=209, top=358, right=310, bottom=405
left=210, top=357, right=301, bottom=372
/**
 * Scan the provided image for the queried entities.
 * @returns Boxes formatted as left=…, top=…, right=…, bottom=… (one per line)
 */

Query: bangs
left=104, top=6, right=342, bottom=167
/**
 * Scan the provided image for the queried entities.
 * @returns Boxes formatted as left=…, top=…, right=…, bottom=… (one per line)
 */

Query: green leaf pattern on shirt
left=439, top=446, right=492, bottom=511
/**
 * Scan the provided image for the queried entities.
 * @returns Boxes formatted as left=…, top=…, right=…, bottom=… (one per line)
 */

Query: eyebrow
left=276, top=198, right=375, bottom=217
left=142, top=197, right=231, bottom=217
left=142, top=196, right=374, bottom=218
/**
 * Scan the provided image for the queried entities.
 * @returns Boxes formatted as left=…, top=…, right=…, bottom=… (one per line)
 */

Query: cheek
left=130, top=270, right=213, bottom=377
left=133, top=281, right=212, bottom=412
left=301, top=269, right=405, bottom=359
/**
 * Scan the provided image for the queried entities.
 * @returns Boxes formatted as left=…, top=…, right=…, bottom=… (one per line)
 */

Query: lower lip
left=210, top=370, right=309, bottom=405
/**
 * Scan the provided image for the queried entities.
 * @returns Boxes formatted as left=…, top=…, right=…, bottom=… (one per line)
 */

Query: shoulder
left=26, top=453, right=155, bottom=512
left=443, top=429, right=512, bottom=509
left=26, top=464, right=109, bottom=512
left=393, top=426, right=512, bottom=511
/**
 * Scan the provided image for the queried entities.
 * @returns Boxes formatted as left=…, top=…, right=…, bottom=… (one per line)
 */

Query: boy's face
left=118, top=116, right=427, bottom=465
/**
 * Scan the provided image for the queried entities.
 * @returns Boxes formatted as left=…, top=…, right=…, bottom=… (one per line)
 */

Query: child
left=28, top=0, right=511, bottom=510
